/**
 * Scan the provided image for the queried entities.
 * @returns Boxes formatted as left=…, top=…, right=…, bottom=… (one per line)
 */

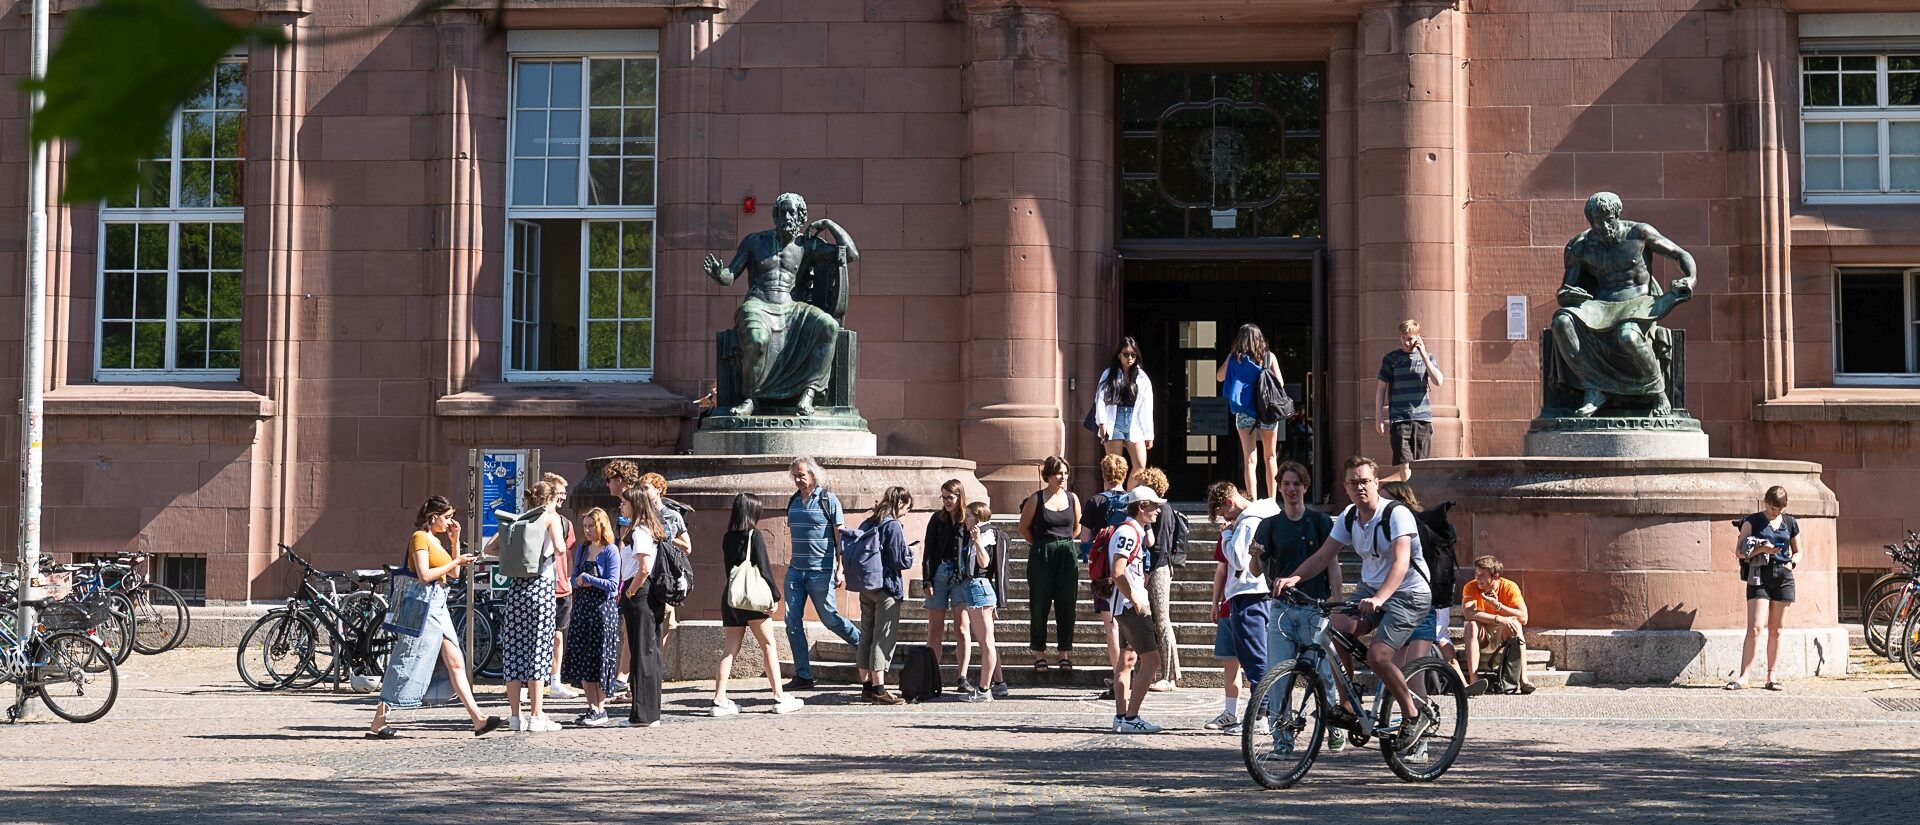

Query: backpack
left=1413, top=502, right=1460, bottom=608
left=1341, top=500, right=1431, bottom=585
left=493, top=505, right=555, bottom=579
left=1167, top=509, right=1191, bottom=568
left=1088, top=522, right=1143, bottom=603
left=899, top=645, right=942, bottom=703
left=650, top=535, right=694, bottom=606
left=1486, top=636, right=1524, bottom=693
left=840, top=521, right=888, bottom=593
left=1255, top=359, right=1296, bottom=424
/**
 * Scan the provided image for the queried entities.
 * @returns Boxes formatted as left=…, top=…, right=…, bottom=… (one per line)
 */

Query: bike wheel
left=1901, top=605, right=1920, bottom=680
left=235, top=610, right=316, bottom=691
left=129, top=584, right=191, bottom=654
left=81, top=597, right=134, bottom=669
left=1884, top=591, right=1918, bottom=664
left=1375, top=655, right=1469, bottom=782
left=1242, top=660, right=1327, bottom=790
left=35, top=632, right=120, bottom=723
left=1862, top=581, right=1908, bottom=658
left=447, top=604, right=498, bottom=678
left=292, top=630, right=341, bottom=690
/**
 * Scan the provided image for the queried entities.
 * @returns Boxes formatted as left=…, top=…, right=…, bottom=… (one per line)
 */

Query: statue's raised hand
left=702, top=253, right=727, bottom=281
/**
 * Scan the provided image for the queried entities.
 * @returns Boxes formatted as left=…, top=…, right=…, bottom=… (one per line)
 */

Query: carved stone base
left=1523, top=414, right=1708, bottom=458
left=692, top=411, right=876, bottom=456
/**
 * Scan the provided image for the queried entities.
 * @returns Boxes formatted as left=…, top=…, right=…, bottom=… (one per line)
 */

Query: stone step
left=801, top=658, right=1589, bottom=691
left=907, top=600, right=1225, bottom=624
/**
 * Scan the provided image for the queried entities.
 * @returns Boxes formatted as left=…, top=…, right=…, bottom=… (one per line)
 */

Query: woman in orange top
left=368, top=496, right=504, bottom=738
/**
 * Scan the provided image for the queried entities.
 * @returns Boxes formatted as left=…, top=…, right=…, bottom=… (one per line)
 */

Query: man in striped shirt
left=1375, top=319, right=1445, bottom=482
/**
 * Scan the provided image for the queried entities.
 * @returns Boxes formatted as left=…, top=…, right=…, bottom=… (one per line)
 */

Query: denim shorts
left=1233, top=412, right=1279, bottom=432
left=1213, top=617, right=1236, bottom=658
left=926, top=562, right=995, bottom=610
left=1409, top=607, right=1440, bottom=643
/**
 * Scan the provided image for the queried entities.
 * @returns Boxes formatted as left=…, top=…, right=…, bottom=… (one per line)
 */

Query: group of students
left=366, top=462, right=710, bottom=738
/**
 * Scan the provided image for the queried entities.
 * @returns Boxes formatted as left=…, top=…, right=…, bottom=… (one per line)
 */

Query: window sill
left=44, top=384, right=275, bottom=418
left=436, top=382, right=693, bottom=418
left=1755, top=387, right=1920, bottom=422
left=1791, top=204, right=1920, bottom=246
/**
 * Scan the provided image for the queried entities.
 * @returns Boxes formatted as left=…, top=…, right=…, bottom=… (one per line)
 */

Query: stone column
left=962, top=1, right=1072, bottom=506
left=1354, top=0, right=1465, bottom=459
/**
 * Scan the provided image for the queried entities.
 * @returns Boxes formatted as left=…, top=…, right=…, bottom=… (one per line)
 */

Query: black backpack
left=1342, top=500, right=1437, bottom=587
left=650, top=538, right=694, bottom=606
left=1167, top=509, right=1191, bottom=568
left=1413, top=503, right=1460, bottom=608
left=899, top=645, right=942, bottom=703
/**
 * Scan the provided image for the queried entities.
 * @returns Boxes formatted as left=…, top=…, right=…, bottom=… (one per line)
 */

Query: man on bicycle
left=1274, top=455, right=1434, bottom=753
left=1251, top=460, right=1345, bottom=752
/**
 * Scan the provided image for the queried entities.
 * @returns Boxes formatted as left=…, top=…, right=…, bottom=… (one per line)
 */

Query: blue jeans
left=785, top=567, right=861, bottom=681
left=1227, top=593, right=1271, bottom=686
left=1266, top=602, right=1338, bottom=707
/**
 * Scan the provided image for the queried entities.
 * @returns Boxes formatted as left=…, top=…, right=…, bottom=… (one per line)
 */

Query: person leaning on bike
left=1273, top=455, right=1435, bottom=753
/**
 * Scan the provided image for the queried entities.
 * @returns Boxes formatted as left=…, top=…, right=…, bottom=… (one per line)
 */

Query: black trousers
left=622, top=589, right=663, bottom=724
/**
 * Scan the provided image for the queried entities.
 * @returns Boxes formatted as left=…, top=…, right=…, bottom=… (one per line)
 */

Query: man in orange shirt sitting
left=1461, top=555, right=1534, bottom=695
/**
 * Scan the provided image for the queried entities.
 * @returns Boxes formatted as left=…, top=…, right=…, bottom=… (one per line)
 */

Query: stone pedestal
left=1415, top=457, right=1844, bottom=683
left=1523, top=415, right=1709, bottom=458
left=691, top=413, right=877, bottom=456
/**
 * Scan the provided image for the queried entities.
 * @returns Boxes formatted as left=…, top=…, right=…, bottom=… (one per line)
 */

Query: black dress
left=720, top=529, right=781, bottom=627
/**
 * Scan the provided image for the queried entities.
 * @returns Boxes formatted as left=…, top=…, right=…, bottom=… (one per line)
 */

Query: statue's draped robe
left=737, top=236, right=842, bottom=401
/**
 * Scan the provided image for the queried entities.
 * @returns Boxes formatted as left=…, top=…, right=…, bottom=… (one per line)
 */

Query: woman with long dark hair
left=1094, top=336, right=1155, bottom=488
left=712, top=493, right=803, bottom=715
left=921, top=478, right=973, bottom=691
left=618, top=486, right=666, bottom=727
left=1217, top=323, right=1284, bottom=499
left=367, top=496, right=502, bottom=739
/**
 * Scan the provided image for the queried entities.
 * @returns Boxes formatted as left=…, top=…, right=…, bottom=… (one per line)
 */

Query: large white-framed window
left=1800, top=53, right=1920, bottom=203
left=96, top=59, right=246, bottom=379
left=505, top=38, right=658, bottom=381
left=1832, top=267, right=1920, bottom=384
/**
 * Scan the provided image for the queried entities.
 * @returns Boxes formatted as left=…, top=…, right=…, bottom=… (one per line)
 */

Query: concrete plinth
left=1533, top=627, right=1850, bottom=684
left=1523, top=415, right=1709, bottom=458
left=1415, top=457, right=1841, bottom=683
left=692, top=413, right=877, bottom=457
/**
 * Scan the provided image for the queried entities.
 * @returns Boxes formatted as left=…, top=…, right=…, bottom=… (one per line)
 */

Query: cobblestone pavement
left=3, top=649, right=1917, bottom=824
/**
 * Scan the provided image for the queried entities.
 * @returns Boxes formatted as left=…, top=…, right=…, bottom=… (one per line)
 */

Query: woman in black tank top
left=1020, top=456, right=1083, bottom=671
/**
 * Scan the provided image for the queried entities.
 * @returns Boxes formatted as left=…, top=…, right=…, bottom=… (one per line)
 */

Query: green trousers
left=1027, top=538, right=1080, bottom=653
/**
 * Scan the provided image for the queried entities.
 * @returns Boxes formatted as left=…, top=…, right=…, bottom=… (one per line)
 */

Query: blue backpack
left=840, top=521, right=888, bottom=593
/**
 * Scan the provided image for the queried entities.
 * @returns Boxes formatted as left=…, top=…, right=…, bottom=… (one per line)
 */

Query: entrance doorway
left=1121, top=259, right=1323, bottom=499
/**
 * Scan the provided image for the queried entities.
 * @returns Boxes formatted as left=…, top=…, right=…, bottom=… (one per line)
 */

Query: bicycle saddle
left=351, top=569, right=390, bottom=582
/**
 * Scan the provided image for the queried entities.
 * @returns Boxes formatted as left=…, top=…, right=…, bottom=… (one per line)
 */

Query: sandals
left=1057, top=657, right=1074, bottom=672
left=1764, top=680, right=1784, bottom=691
left=473, top=715, right=505, bottom=737
left=364, top=726, right=399, bottom=739
left=1033, top=656, right=1050, bottom=673
left=1723, top=680, right=1747, bottom=691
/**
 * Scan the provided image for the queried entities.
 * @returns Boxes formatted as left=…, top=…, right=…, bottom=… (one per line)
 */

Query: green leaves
left=23, top=0, right=272, bottom=203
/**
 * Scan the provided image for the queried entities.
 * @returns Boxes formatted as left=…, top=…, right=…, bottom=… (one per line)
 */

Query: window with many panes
left=506, top=52, right=658, bottom=379
left=97, top=59, right=245, bottom=378
left=1801, top=54, right=1920, bottom=201
left=1833, top=268, right=1920, bottom=381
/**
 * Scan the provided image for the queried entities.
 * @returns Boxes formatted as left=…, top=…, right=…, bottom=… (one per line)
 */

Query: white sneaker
left=1203, top=711, right=1238, bottom=731
left=1148, top=679, right=1176, bottom=692
left=1328, top=728, right=1348, bottom=753
left=1221, top=721, right=1242, bottom=735
left=528, top=715, right=563, bottom=732
left=547, top=683, right=580, bottom=700
left=772, top=695, right=804, bottom=715
left=1110, top=716, right=1124, bottom=732
left=711, top=699, right=742, bottom=718
left=1404, top=740, right=1430, bottom=763
left=508, top=715, right=525, bottom=732
left=579, top=711, right=611, bottom=727
left=1115, top=717, right=1162, bottom=734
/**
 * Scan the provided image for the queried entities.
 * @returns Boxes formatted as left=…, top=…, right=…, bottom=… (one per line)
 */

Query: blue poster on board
left=479, top=451, right=523, bottom=540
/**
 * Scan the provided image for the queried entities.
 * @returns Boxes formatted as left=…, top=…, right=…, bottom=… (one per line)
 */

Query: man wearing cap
left=1107, top=485, right=1166, bottom=734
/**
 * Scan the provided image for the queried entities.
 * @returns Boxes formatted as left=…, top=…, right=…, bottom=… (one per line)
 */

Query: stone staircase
left=803, top=507, right=1591, bottom=689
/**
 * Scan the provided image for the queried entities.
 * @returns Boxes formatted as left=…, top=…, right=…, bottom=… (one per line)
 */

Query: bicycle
left=235, top=544, right=395, bottom=691
left=444, top=562, right=503, bottom=679
left=1861, top=535, right=1919, bottom=660
left=91, top=551, right=193, bottom=654
left=40, top=560, right=135, bottom=668
left=0, top=595, right=121, bottom=724
left=1242, top=588, right=1469, bottom=789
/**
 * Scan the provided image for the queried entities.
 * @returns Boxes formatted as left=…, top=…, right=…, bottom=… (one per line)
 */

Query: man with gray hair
left=782, top=456, right=862, bottom=690
left=702, top=192, right=858, bottom=417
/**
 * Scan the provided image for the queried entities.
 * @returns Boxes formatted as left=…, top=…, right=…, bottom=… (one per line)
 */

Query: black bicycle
left=1242, top=589, right=1470, bottom=789
left=235, top=544, right=394, bottom=691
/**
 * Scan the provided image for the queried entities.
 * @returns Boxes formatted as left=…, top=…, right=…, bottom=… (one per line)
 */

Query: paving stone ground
left=3, top=648, right=1917, bottom=824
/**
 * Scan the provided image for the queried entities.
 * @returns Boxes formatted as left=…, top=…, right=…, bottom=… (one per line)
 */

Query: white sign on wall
left=1506, top=295, right=1529, bottom=341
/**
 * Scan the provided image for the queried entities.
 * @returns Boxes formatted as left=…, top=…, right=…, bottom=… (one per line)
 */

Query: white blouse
left=1093, top=366, right=1155, bottom=443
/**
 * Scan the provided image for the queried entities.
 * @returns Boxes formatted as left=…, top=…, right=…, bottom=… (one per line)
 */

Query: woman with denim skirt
left=1216, top=323, right=1284, bottom=500
left=619, top=486, right=665, bottom=727
left=562, top=508, right=624, bottom=723
left=1094, top=337, right=1155, bottom=489
left=957, top=502, right=1004, bottom=701
left=367, top=496, right=504, bottom=739
left=921, top=479, right=973, bottom=692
